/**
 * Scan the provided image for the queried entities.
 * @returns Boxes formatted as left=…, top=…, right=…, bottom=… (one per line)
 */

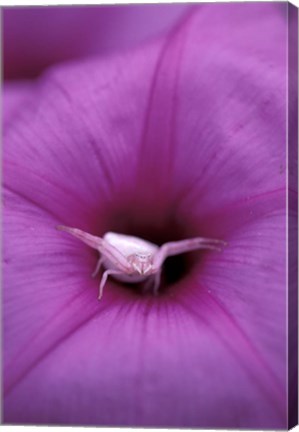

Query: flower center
left=99, top=207, right=202, bottom=295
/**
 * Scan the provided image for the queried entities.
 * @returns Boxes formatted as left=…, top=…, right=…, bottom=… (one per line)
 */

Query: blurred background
left=3, top=4, right=190, bottom=80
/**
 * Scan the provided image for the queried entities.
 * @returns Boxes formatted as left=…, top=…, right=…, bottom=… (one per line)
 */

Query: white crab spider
left=58, top=226, right=225, bottom=300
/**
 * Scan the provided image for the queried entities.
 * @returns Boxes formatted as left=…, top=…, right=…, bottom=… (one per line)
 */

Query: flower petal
left=4, top=3, right=289, bottom=429
left=4, top=4, right=287, bottom=221
left=132, top=3, right=287, bottom=216
left=4, top=295, right=285, bottom=428
left=3, top=4, right=189, bottom=79
left=3, top=81, right=35, bottom=127
left=177, top=190, right=287, bottom=397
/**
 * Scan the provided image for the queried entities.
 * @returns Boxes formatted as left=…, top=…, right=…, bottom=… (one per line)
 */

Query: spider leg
left=142, top=271, right=162, bottom=295
left=57, top=225, right=131, bottom=272
left=153, top=237, right=226, bottom=271
left=99, top=240, right=132, bottom=272
left=142, top=275, right=155, bottom=294
left=98, top=269, right=124, bottom=300
left=153, top=270, right=162, bottom=295
left=57, top=225, right=104, bottom=249
left=92, top=256, right=104, bottom=278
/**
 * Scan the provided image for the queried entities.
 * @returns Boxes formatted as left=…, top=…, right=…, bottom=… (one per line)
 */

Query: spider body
left=57, top=226, right=225, bottom=299
left=101, top=232, right=158, bottom=283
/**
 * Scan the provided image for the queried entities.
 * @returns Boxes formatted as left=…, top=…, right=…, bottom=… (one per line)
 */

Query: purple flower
left=3, top=3, right=290, bottom=428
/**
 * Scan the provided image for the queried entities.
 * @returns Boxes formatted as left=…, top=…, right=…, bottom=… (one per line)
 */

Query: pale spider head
left=128, top=252, right=154, bottom=275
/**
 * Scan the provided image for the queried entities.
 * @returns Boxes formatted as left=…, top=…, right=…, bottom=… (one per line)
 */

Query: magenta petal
left=5, top=297, right=284, bottom=428
left=3, top=4, right=189, bottom=79
left=4, top=3, right=289, bottom=429
left=4, top=4, right=287, bottom=220
left=3, top=81, right=35, bottom=127
left=134, top=3, right=287, bottom=215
